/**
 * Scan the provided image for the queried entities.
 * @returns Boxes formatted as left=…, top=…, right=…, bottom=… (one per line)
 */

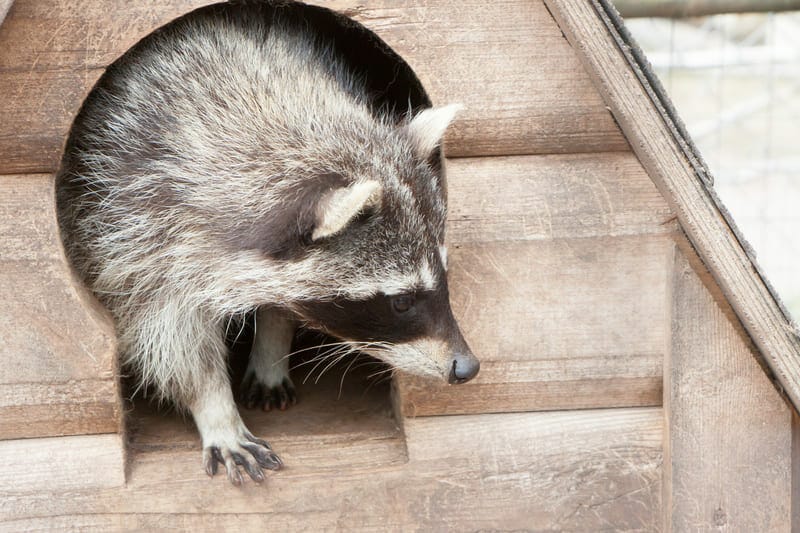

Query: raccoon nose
left=448, top=352, right=480, bottom=384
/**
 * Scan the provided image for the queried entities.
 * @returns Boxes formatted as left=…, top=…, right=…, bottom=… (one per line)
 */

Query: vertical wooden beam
left=793, top=411, right=800, bottom=530
left=665, top=248, right=792, bottom=530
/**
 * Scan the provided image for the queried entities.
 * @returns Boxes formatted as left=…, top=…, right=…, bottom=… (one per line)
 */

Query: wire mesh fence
left=624, top=10, right=800, bottom=319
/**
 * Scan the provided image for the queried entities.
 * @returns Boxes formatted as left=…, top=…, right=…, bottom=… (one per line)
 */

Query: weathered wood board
left=664, top=248, right=792, bottom=530
left=0, top=406, right=663, bottom=531
left=446, top=152, right=675, bottom=244
left=0, top=433, right=125, bottom=493
left=793, top=411, right=800, bottom=531
left=396, top=152, right=675, bottom=416
left=0, top=0, right=627, bottom=175
left=0, top=174, right=119, bottom=440
left=545, top=0, right=800, bottom=412
left=397, top=234, right=672, bottom=416
left=2, top=152, right=675, bottom=428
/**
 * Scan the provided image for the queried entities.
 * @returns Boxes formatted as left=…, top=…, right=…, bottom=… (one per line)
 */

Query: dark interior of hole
left=113, top=0, right=432, bottom=119
left=109, top=0, right=432, bottom=408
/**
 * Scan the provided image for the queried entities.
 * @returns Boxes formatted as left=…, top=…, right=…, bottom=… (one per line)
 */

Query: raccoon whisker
left=314, top=346, right=355, bottom=385
left=290, top=348, right=341, bottom=372
left=337, top=352, right=362, bottom=399
left=275, top=340, right=380, bottom=364
left=366, top=366, right=395, bottom=381
left=303, top=344, right=351, bottom=384
left=373, top=372, right=395, bottom=387
left=348, top=359, right=386, bottom=373
left=363, top=367, right=396, bottom=396
left=292, top=344, right=391, bottom=384
left=317, top=341, right=386, bottom=386
left=287, top=341, right=374, bottom=372
left=276, top=341, right=349, bottom=363
left=308, top=348, right=347, bottom=384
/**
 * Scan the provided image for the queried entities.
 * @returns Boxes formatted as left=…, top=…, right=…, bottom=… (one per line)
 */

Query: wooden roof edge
left=598, top=0, right=800, bottom=331
left=544, top=0, right=800, bottom=412
left=595, top=0, right=800, bottom=334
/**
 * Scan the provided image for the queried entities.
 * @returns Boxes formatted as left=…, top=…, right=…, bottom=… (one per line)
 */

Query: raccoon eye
left=391, top=294, right=415, bottom=314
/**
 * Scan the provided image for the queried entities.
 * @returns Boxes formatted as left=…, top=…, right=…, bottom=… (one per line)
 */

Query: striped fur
left=55, top=1, right=471, bottom=481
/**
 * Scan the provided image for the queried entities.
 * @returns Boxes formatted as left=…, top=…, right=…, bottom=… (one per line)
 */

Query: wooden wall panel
left=0, top=0, right=627, bottom=175
left=793, top=411, right=800, bottom=531
left=0, top=174, right=119, bottom=439
left=1, top=407, right=663, bottom=531
left=664, top=248, right=792, bottom=530
left=396, top=233, right=671, bottom=416
left=397, top=152, right=675, bottom=416
left=545, top=0, right=800, bottom=412
left=0, top=433, right=125, bottom=493
left=446, top=152, right=675, bottom=243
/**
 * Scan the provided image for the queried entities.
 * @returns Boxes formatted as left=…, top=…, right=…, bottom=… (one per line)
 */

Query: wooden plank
left=0, top=433, right=125, bottom=493
left=129, top=358, right=406, bottom=470
left=614, top=0, right=800, bottom=18
left=664, top=248, right=792, bottom=530
left=446, top=152, right=675, bottom=244
left=402, top=408, right=663, bottom=530
left=396, top=234, right=671, bottom=416
left=0, top=0, right=627, bottom=175
left=544, top=0, right=800, bottom=412
left=0, top=174, right=119, bottom=440
left=0, top=381, right=119, bottom=437
left=1, top=151, right=674, bottom=426
left=0, top=408, right=663, bottom=531
left=793, top=411, right=800, bottom=531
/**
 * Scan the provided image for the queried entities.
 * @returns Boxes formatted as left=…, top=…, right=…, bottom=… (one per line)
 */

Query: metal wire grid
left=626, top=12, right=800, bottom=318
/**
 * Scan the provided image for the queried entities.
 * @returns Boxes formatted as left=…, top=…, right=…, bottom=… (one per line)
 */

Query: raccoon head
left=288, top=104, right=479, bottom=384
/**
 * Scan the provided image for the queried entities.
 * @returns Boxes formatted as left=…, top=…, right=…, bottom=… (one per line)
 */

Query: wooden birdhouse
left=1, top=0, right=798, bottom=529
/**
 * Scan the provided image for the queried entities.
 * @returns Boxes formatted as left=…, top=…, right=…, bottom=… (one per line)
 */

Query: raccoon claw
left=239, top=375, right=297, bottom=412
left=203, top=437, right=281, bottom=485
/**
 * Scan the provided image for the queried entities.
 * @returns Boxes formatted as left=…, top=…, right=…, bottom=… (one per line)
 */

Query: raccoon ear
left=311, top=180, right=382, bottom=241
left=407, top=103, right=463, bottom=158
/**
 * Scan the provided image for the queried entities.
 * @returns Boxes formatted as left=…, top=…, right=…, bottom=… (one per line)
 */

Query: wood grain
left=0, top=0, right=627, bottom=175
left=396, top=234, right=672, bottom=416
left=0, top=407, right=663, bottom=531
left=129, top=358, right=406, bottom=470
left=544, top=0, right=800, bottom=412
left=446, top=152, right=675, bottom=244
left=791, top=410, right=800, bottom=531
left=0, top=174, right=119, bottom=440
left=793, top=411, right=800, bottom=531
left=0, top=433, right=125, bottom=493
left=664, top=248, right=792, bottom=530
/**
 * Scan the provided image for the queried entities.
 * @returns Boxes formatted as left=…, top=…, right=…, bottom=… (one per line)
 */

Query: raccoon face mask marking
left=55, top=0, right=478, bottom=483
left=292, top=272, right=478, bottom=382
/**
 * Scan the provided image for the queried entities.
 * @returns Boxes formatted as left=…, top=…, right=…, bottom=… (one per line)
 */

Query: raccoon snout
left=448, top=352, right=480, bottom=384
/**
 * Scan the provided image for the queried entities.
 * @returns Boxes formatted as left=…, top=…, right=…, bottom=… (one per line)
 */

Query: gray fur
left=56, top=3, right=474, bottom=482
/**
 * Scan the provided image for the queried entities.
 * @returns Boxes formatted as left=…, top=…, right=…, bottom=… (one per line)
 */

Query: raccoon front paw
left=203, top=433, right=282, bottom=486
left=239, top=373, right=297, bottom=411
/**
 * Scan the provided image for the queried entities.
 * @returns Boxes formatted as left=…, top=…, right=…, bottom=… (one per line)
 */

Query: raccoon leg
left=139, top=308, right=282, bottom=484
left=239, top=306, right=297, bottom=411
left=188, top=361, right=283, bottom=485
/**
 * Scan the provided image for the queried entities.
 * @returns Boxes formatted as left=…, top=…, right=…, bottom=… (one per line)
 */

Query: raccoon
left=56, top=2, right=479, bottom=485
